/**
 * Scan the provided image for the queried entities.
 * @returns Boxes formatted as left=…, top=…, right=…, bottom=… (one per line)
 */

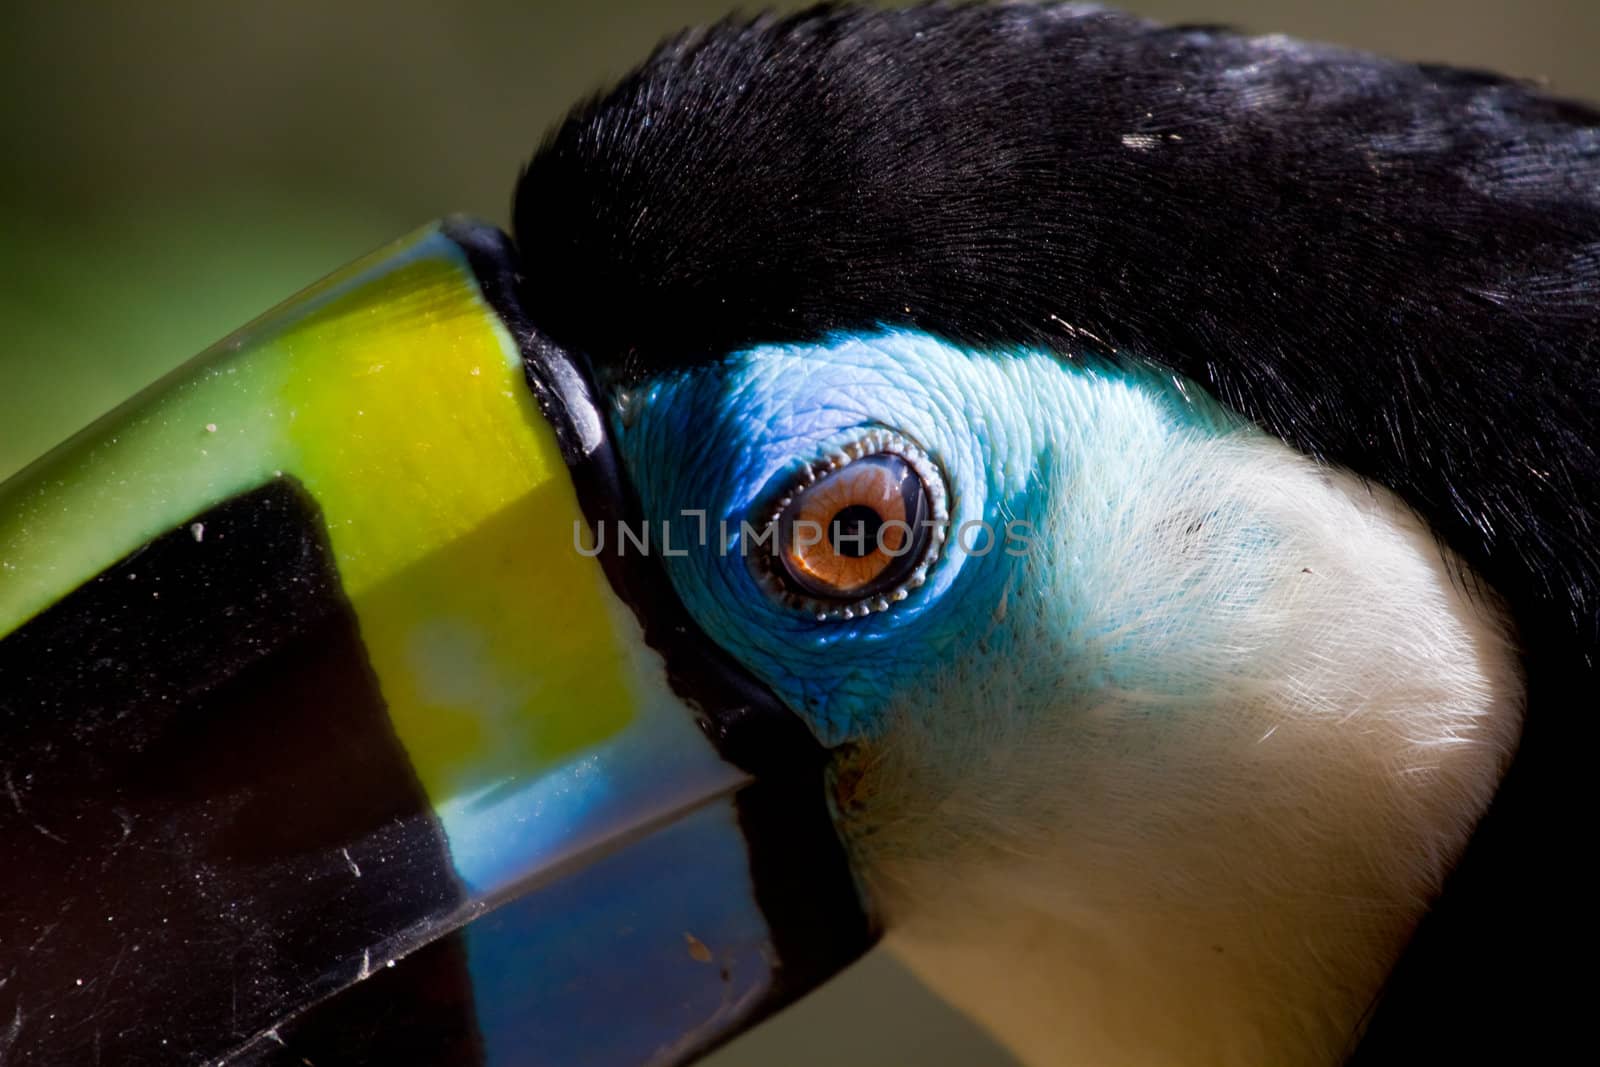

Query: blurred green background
left=2, top=2, right=1594, bottom=1064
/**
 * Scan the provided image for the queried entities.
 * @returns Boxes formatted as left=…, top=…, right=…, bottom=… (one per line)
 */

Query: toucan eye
left=762, top=433, right=947, bottom=620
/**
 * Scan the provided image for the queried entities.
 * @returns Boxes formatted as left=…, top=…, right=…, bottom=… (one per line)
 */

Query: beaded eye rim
left=755, top=430, right=949, bottom=621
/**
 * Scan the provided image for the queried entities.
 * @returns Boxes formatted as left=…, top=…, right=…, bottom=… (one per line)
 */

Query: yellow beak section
left=1, top=221, right=631, bottom=791
left=0, top=220, right=873, bottom=1065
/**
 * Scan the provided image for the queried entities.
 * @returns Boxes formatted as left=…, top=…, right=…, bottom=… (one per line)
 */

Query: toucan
left=1, top=4, right=1594, bottom=1065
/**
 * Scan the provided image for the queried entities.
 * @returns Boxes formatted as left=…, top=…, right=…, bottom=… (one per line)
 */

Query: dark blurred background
left=2, top=2, right=1594, bottom=1063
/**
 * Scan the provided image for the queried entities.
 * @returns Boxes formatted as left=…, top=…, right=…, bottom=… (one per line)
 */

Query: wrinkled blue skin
left=612, top=330, right=1239, bottom=747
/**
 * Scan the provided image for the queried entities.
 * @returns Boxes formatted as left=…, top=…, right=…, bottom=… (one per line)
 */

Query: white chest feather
left=839, top=427, right=1524, bottom=1066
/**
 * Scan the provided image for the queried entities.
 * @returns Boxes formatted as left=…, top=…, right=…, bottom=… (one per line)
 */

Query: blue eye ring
left=753, top=430, right=949, bottom=621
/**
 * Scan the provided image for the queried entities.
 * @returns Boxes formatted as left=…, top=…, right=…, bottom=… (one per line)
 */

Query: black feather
left=514, top=4, right=1599, bottom=1060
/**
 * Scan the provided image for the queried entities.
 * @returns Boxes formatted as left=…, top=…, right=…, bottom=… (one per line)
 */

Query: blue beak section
left=245, top=794, right=799, bottom=1066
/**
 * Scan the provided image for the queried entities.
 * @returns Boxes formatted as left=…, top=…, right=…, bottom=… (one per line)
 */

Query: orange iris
left=780, top=456, right=919, bottom=598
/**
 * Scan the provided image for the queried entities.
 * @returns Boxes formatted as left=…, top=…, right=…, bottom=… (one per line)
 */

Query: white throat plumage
left=836, top=408, right=1523, bottom=1066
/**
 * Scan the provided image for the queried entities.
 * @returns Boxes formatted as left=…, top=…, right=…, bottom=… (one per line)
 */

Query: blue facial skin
left=611, top=330, right=1239, bottom=747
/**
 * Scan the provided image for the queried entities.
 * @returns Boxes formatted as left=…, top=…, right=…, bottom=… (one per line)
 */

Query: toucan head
left=2, top=5, right=1594, bottom=1066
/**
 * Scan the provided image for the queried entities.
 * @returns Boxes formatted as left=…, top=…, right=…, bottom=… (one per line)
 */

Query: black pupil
left=830, top=505, right=883, bottom=558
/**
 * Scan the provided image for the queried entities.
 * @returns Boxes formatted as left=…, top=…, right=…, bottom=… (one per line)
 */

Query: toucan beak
left=0, top=220, right=874, bottom=1065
